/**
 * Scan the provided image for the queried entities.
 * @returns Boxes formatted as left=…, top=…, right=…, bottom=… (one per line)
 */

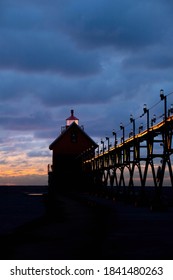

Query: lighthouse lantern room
left=66, top=109, right=79, bottom=127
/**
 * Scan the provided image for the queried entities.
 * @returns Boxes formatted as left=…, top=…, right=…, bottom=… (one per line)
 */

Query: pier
left=1, top=185, right=173, bottom=260
left=81, top=90, right=173, bottom=189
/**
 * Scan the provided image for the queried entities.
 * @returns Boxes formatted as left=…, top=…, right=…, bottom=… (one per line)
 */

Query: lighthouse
left=48, top=110, right=97, bottom=193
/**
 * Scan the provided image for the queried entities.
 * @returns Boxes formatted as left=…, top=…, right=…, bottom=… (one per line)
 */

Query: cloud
left=0, top=160, right=7, bottom=165
left=27, top=151, right=51, bottom=158
left=54, top=0, right=168, bottom=50
left=0, top=31, right=100, bottom=76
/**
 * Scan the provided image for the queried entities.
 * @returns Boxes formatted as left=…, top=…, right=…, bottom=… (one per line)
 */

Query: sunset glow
left=0, top=133, right=51, bottom=185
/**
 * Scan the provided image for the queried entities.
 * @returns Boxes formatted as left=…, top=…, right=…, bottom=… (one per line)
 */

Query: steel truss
left=82, top=116, right=173, bottom=188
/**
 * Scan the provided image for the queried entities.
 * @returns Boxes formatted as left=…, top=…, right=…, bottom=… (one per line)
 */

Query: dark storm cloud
left=0, top=1, right=100, bottom=76
left=0, top=110, right=53, bottom=131
left=123, top=45, right=173, bottom=71
left=0, top=0, right=172, bottom=83
left=39, top=76, right=116, bottom=106
left=0, top=31, right=100, bottom=76
left=53, top=0, right=168, bottom=50
left=0, top=70, right=116, bottom=108
left=0, top=0, right=170, bottom=78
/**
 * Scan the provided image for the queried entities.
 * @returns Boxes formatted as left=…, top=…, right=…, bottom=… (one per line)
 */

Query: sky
left=0, top=0, right=173, bottom=185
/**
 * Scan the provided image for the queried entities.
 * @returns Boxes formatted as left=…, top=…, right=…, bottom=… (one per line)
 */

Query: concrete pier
left=1, top=185, right=173, bottom=260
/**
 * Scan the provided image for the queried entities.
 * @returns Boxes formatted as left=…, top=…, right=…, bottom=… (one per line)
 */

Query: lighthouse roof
left=49, top=121, right=98, bottom=151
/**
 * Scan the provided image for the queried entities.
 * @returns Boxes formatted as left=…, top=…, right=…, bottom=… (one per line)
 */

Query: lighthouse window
left=71, top=132, right=77, bottom=143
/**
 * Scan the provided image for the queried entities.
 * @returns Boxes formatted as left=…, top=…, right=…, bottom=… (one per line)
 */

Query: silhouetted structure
left=48, top=110, right=97, bottom=193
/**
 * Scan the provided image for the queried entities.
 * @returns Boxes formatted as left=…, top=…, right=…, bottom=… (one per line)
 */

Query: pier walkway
left=1, top=185, right=173, bottom=260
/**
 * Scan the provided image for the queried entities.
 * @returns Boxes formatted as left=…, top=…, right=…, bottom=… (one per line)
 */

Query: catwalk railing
left=82, top=90, right=173, bottom=188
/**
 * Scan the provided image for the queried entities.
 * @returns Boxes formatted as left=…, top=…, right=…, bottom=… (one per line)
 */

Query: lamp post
left=143, top=104, right=149, bottom=130
left=101, top=139, right=105, bottom=154
left=160, top=89, right=168, bottom=157
left=160, top=89, right=167, bottom=120
left=151, top=114, right=156, bottom=126
left=138, top=122, right=143, bottom=133
left=120, top=123, right=125, bottom=164
left=120, top=122, right=125, bottom=143
left=96, top=142, right=99, bottom=156
left=106, top=136, right=110, bottom=151
left=112, top=130, right=117, bottom=147
left=168, top=104, right=173, bottom=116
left=129, top=129, right=133, bottom=138
left=130, top=114, right=135, bottom=137
left=106, top=136, right=110, bottom=166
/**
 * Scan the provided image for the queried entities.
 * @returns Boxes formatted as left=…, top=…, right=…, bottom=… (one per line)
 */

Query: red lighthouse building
left=48, top=110, right=97, bottom=193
